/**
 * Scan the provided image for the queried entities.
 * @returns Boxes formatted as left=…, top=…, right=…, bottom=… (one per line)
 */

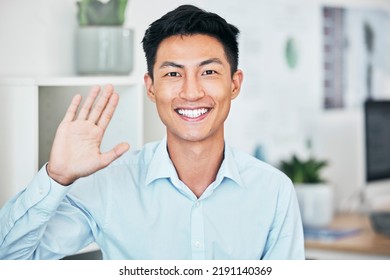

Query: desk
left=305, top=213, right=390, bottom=259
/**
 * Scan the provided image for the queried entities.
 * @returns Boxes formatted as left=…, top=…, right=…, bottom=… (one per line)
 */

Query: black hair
left=142, top=5, right=240, bottom=79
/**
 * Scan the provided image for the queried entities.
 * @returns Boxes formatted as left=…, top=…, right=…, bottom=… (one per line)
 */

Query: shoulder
left=67, top=141, right=163, bottom=209
left=72, top=140, right=162, bottom=192
left=227, top=145, right=293, bottom=189
left=106, top=140, right=161, bottom=169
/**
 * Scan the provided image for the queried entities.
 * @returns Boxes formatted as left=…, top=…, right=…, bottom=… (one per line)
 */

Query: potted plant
left=280, top=155, right=334, bottom=228
left=75, top=0, right=133, bottom=75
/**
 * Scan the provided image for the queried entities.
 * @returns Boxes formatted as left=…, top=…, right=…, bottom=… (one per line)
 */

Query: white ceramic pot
left=76, top=27, right=134, bottom=75
left=295, top=183, right=334, bottom=228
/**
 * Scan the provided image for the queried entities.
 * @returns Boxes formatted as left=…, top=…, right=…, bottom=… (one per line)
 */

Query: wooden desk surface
left=305, top=213, right=390, bottom=257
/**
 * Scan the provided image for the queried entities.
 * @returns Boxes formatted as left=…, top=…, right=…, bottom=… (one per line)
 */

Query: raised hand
left=47, top=85, right=130, bottom=186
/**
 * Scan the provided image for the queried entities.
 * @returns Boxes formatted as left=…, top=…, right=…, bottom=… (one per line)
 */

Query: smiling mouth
left=176, top=108, right=210, bottom=119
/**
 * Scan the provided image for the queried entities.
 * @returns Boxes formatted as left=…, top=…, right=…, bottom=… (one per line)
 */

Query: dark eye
left=166, top=72, right=181, bottom=77
left=203, top=70, right=217, bottom=75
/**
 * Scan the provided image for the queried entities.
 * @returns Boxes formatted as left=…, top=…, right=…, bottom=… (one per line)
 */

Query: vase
left=75, top=26, right=133, bottom=75
left=295, top=183, right=334, bottom=228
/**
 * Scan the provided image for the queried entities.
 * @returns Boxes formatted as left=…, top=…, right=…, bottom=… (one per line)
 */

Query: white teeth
left=177, top=108, right=209, bottom=118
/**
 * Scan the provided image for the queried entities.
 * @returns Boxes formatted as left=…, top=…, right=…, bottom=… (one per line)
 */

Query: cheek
left=213, top=92, right=233, bottom=120
left=203, top=78, right=234, bottom=96
left=218, top=100, right=231, bottom=119
left=156, top=80, right=183, bottom=94
left=205, top=84, right=234, bottom=106
left=154, top=95, right=176, bottom=125
left=155, top=98, right=170, bottom=115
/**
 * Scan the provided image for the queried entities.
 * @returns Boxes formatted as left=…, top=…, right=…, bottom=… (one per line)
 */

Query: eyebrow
left=159, top=61, right=184, bottom=69
left=158, top=58, right=223, bottom=69
left=199, top=58, right=223, bottom=67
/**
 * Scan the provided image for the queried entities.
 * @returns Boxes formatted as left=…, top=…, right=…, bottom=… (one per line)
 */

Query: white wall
left=0, top=0, right=77, bottom=77
left=0, top=0, right=390, bottom=211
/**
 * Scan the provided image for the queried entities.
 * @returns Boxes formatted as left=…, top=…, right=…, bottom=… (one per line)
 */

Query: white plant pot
left=295, top=183, right=334, bottom=228
left=76, top=27, right=134, bottom=75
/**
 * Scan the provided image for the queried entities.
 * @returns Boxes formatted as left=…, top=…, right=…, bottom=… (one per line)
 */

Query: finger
left=100, top=142, right=130, bottom=167
left=88, top=84, right=114, bottom=124
left=62, top=94, right=82, bottom=122
left=97, top=92, right=119, bottom=130
left=77, top=85, right=101, bottom=120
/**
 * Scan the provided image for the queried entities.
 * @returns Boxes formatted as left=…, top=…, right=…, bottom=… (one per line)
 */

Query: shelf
left=36, top=76, right=141, bottom=87
left=0, top=75, right=141, bottom=87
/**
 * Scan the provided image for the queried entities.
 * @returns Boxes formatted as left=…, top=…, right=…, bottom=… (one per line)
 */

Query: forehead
left=155, top=34, right=227, bottom=64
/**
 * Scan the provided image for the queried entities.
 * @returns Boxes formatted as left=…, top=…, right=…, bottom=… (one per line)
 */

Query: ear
left=231, top=69, right=243, bottom=100
left=144, top=73, right=156, bottom=103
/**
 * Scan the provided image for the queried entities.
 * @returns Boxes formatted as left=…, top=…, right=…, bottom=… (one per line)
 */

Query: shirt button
left=38, top=187, right=43, bottom=195
left=194, top=241, right=201, bottom=248
left=195, top=201, right=200, bottom=208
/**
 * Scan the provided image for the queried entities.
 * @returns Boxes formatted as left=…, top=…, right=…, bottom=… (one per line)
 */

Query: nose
left=179, top=75, right=205, bottom=101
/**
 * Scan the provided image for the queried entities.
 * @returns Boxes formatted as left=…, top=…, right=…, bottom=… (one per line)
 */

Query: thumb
left=100, top=142, right=130, bottom=167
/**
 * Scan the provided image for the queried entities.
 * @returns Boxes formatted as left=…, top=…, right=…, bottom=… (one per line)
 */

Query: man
left=0, top=5, right=304, bottom=259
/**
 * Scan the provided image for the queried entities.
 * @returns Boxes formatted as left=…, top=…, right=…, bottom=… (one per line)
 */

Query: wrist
left=46, top=163, right=75, bottom=186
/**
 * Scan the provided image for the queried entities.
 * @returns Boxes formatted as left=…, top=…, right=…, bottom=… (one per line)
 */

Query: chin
left=170, top=129, right=221, bottom=144
left=179, top=135, right=207, bottom=143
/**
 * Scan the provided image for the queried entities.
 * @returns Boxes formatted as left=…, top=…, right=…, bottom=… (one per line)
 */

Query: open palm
left=47, top=85, right=130, bottom=186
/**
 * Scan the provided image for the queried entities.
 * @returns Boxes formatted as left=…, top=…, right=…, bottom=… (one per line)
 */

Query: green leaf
left=77, top=0, right=128, bottom=26
left=279, top=155, right=328, bottom=184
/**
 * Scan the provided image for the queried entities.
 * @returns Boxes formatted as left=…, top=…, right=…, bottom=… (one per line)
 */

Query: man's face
left=144, top=34, right=243, bottom=144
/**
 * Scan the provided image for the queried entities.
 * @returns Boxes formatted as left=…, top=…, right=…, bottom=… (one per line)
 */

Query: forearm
left=0, top=166, right=70, bottom=259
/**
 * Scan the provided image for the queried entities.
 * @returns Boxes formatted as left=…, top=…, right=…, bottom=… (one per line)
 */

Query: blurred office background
left=1, top=0, right=390, bottom=259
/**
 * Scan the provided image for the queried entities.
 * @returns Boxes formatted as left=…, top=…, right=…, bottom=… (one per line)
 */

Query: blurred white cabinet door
left=0, top=79, right=38, bottom=207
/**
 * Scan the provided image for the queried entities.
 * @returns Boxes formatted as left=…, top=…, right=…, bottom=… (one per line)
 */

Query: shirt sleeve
left=262, top=176, right=305, bottom=260
left=0, top=165, right=95, bottom=260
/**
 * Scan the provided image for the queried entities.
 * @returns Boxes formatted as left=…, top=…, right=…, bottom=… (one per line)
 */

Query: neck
left=167, top=134, right=225, bottom=198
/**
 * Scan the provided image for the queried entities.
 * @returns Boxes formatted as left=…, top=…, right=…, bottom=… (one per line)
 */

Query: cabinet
left=0, top=76, right=147, bottom=207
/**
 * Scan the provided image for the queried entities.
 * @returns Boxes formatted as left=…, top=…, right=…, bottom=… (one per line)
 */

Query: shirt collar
left=145, top=138, right=244, bottom=189
left=145, top=137, right=177, bottom=186
left=219, top=145, right=245, bottom=188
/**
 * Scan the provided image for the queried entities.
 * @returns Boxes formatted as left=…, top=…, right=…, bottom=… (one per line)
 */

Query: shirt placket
left=190, top=199, right=205, bottom=259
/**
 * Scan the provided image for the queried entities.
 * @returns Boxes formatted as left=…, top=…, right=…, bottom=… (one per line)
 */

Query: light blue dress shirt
left=0, top=138, right=304, bottom=259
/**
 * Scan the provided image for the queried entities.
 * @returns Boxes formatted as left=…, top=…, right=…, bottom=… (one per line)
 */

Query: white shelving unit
left=0, top=77, right=144, bottom=207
